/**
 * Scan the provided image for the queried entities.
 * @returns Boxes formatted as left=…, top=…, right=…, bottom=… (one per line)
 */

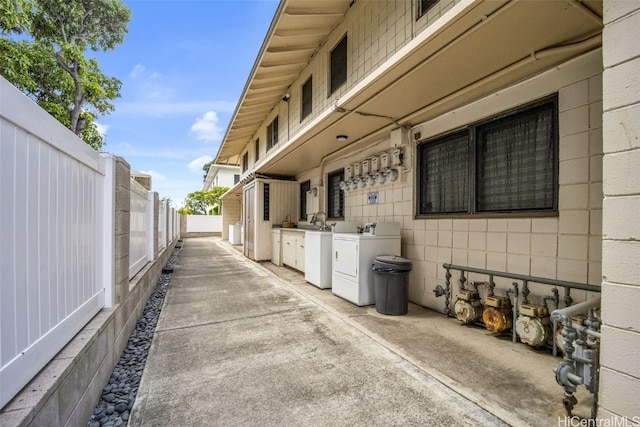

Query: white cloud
left=95, top=122, right=109, bottom=137
left=130, top=64, right=145, bottom=78
left=139, top=169, right=167, bottom=182
left=190, top=111, right=223, bottom=142
left=150, top=72, right=161, bottom=79
left=188, top=155, right=213, bottom=173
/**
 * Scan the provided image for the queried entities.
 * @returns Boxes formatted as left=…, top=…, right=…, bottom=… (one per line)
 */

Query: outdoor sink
left=296, top=223, right=323, bottom=231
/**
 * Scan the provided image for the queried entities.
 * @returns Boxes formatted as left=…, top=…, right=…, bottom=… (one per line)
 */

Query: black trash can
left=372, top=255, right=412, bottom=315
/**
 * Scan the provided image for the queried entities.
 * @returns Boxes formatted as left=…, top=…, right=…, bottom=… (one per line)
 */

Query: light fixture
left=336, top=135, right=348, bottom=142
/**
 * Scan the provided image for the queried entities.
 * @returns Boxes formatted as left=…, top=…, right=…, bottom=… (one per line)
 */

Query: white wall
left=186, top=215, right=223, bottom=233
left=599, top=0, right=640, bottom=420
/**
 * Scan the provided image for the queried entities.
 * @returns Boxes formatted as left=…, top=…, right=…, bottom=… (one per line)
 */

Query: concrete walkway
left=130, top=237, right=591, bottom=427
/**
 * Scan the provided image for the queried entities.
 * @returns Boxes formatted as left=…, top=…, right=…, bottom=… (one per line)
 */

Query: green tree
left=202, top=159, right=215, bottom=182
left=183, top=187, right=228, bottom=215
left=0, top=0, right=131, bottom=150
left=0, top=0, right=30, bottom=34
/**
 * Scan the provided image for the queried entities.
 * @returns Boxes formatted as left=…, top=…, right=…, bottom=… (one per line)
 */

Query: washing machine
left=331, top=222, right=401, bottom=306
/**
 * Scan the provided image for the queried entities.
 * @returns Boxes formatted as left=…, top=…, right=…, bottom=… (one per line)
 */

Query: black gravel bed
left=87, top=244, right=181, bottom=427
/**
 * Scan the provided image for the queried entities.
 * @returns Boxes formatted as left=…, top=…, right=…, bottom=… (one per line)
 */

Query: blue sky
left=94, top=0, right=279, bottom=206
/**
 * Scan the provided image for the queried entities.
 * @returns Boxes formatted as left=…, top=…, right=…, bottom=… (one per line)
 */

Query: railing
left=1, top=78, right=109, bottom=409
left=433, top=263, right=602, bottom=420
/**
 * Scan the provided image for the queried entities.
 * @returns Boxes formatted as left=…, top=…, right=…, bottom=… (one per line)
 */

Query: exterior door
left=243, top=185, right=255, bottom=259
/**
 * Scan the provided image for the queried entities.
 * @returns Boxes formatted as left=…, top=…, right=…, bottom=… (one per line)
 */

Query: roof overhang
left=215, top=0, right=353, bottom=166
left=216, top=0, right=603, bottom=177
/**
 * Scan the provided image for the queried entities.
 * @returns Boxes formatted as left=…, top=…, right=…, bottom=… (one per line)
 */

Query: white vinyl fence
left=158, top=201, right=167, bottom=251
left=185, top=214, right=223, bottom=233
left=129, top=178, right=151, bottom=279
left=0, top=77, right=178, bottom=409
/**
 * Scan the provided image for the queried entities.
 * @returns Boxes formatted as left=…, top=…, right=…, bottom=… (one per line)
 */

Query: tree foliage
left=202, top=159, right=215, bottom=181
left=183, top=187, right=229, bottom=215
left=0, top=0, right=131, bottom=150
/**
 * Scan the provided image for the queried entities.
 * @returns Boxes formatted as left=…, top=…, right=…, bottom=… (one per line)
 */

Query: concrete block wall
left=114, top=157, right=131, bottom=305
left=599, top=0, right=640, bottom=420
left=337, top=50, right=603, bottom=311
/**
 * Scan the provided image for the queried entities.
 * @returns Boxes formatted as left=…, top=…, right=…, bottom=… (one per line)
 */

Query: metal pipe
left=551, top=298, right=601, bottom=323
left=459, top=271, right=467, bottom=290
left=543, top=288, right=560, bottom=310
left=506, top=282, right=519, bottom=343
left=442, top=264, right=601, bottom=293
left=522, top=280, right=530, bottom=305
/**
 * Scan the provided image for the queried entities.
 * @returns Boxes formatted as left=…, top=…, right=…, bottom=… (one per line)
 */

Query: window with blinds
left=327, top=170, right=344, bottom=219
left=417, top=96, right=558, bottom=216
left=418, top=132, right=468, bottom=214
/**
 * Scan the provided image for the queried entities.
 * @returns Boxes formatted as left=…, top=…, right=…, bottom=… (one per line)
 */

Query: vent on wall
left=263, top=183, right=270, bottom=220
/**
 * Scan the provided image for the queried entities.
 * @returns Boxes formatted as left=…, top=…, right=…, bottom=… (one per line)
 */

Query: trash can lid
left=373, top=255, right=412, bottom=271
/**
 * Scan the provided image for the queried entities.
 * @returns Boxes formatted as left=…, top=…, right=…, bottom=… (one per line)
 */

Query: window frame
left=255, top=138, right=260, bottom=162
left=329, top=35, right=347, bottom=95
left=267, top=116, right=279, bottom=151
left=327, top=169, right=345, bottom=220
left=301, top=76, right=313, bottom=121
left=416, top=95, right=559, bottom=218
left=417, top=0, right=438, bottom=18
left=242, top=152, right=249, bottom=173
left=299, top=180, right=311, bottom=221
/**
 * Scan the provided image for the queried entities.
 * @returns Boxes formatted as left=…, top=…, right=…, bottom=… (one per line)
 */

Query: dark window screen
left=242, top=152, right=248, bottom=172
left=419, top=0, right=438, bottom=17
left=301, top=77, right=312, bottom=120
left=267, top=116, right=278, bottom=150
left=327, top=170, right=344, bottom=219
left=300, top=180, right=310, bottom=221
left=330, top=35, right=347, bottom=94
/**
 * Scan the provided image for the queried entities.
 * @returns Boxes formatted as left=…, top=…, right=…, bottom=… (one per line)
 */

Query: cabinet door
left=282, top=233, right=296, bottom=267
left=271, top=231, right=281, bottom=266
left=333, top=237, right=358, bottom=278
left=296, top=234, right=305, bottom=272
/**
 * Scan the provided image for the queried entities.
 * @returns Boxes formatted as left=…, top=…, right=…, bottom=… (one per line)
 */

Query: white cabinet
left=332, top=233, right=400, bottom=306
left=304, top=231, right=333, bottom=289
left=229, top=223, right=242, bottom=245
left=271, top=229, right=282, bottom=266
left=282, top=230, right=305, bottom=272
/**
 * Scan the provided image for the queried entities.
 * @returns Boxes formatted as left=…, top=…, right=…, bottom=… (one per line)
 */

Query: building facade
left=215, top=0, right=638, bottom=420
